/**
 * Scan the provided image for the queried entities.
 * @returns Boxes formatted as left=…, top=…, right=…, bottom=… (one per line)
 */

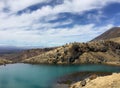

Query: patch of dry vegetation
left=23, top=40, right=120, bottom=65
left=0, top=58, right=12, bottom=65
left=109, top=37, right=120, bottom=44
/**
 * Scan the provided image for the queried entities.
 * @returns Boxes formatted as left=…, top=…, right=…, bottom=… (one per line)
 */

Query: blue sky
left=0, top=0, right=120, bottom=47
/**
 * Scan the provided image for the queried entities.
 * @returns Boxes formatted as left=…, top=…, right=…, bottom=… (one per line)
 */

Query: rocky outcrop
left=23, top=40, right=120, bottom=65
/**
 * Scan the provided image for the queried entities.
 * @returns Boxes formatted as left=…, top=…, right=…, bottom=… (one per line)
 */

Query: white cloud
left=0, top=0, right=119, bottom=46
left=37, top=0, right=120, bottom=14
left=0, top=0, right=49, bottom=13
left=87, top=11, right=106, bottom=22
left=0, top=23, right=114, bottom=46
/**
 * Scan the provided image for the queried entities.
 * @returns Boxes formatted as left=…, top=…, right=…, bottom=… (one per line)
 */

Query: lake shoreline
left=1, top=61, right=120, bottom=67
left=54, top=72, right=120, bottom=88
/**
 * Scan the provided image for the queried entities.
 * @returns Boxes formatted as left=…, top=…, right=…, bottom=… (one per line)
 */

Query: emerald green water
left=0, top=63, right=120, bottom=88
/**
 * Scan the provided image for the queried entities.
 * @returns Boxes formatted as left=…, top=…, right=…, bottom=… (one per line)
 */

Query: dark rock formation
left=80, top=80, right=86, bottom=86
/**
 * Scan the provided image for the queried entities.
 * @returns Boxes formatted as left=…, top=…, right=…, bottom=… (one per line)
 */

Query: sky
left=0, top=0, right=120, bottom=47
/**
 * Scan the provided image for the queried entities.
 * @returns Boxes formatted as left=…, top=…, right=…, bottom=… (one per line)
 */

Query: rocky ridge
left=23, top=40, right=120, bottom=65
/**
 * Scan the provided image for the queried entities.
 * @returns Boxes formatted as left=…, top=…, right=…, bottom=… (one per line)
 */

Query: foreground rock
left=70, top=73, right=120, bottom=88
left=53, top=72, right=113, bottom=88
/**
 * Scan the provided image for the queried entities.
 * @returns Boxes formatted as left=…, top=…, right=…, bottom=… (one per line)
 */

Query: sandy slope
left=70, top=73, right=120, bottom=88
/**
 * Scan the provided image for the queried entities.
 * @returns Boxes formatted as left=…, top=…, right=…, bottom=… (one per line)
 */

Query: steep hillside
left=23, top=40, right=120, bottom=65
left=92, top=27, right=120, bottom=41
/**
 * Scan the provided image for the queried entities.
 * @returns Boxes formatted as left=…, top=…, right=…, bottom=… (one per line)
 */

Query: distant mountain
left=0, top=46, right=25, bottom=54
left=92, top=27, right=120, bottom=41
left=0, top=45, right=46, bottom=54
left=0, top=47, right=56, bottom=63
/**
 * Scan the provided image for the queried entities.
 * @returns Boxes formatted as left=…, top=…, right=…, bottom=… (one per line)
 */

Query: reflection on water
left=0, top=63, right=120, bottom=88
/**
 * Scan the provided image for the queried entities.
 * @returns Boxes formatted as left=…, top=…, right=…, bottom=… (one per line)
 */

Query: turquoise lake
left=0, top=63, right=120, bottom=88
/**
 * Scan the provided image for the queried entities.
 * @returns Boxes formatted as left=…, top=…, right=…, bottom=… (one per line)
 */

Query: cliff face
left=23, top=40, right=120, bottom=65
